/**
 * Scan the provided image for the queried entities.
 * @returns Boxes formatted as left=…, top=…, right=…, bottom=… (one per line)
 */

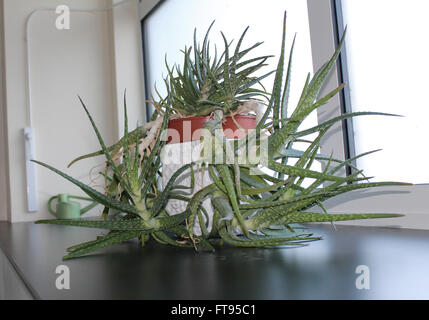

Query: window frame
left=139, top=0, right=429, bottom=229
left=139, top=0, right=166, bottom=122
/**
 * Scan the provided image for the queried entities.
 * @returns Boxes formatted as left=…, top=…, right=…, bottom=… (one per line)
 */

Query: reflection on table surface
left=1, top=222, right=429, bottom=299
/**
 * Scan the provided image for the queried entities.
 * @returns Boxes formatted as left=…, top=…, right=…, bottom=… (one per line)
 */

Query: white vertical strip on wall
left=0, top=0, right=10, bottom=221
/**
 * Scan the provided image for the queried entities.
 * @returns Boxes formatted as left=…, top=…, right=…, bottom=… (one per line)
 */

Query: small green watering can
left=48, top=194, right=98, bottom=219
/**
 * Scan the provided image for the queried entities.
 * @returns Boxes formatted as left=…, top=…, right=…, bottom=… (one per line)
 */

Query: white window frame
left=139, top=0, right=429, bottom=229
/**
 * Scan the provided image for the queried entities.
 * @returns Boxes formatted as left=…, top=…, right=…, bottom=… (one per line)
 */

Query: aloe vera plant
left=155, top=21, right=272, bottom=117
left=34, top=13, right=407, bottom=260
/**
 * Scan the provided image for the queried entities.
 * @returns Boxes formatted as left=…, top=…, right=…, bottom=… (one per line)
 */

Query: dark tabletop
left=1, top=221, right=429, bottom=300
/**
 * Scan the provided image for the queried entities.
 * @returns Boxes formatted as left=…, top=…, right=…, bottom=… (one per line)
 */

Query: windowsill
left=1, top=221, right=429, bottom=299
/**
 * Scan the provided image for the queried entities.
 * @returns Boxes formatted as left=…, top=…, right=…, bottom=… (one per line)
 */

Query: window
left=319, top=0, right=429, bottom=228
left=142, top=0, right=314, bottom=124
left=341, top=0, right=429, bottom=184
left=142, top=0, right=321, bottom=176
left=140, top=0, right=429, bottom=229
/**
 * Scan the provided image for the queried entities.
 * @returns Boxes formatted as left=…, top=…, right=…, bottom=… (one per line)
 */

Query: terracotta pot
left=161, top=114, right=257, bottom=235
left=166, top=115, right=257, bottom=144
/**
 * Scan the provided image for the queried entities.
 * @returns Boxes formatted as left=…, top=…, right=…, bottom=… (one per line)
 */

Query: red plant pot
left=167, top=115, right=257, bottom=144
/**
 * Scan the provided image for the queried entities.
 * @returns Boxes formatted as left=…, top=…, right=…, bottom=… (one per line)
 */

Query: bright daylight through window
left=342, top=0, right=429, bottom=184
left=143, top=0, right=319, bottom=175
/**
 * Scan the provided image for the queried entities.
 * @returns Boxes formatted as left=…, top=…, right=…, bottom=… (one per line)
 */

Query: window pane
left=342, top=0, right=429, bottom=184
left=143, top=0, right=318, bottom=176
left=143, top=0, right=313, bottom=106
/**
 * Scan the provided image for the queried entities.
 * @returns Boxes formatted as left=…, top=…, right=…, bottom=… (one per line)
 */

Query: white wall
left=1, top=0, right=146, bottom=222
